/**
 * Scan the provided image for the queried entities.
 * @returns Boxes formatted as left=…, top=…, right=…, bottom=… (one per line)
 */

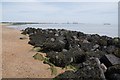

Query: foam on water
left=7, top=23, right=118, bottom=37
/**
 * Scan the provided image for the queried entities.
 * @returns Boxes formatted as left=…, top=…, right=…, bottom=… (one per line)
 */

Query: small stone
left=101, top=63, right=107, bottom=72
left=83, top=39, right=90, bottom=43
left=62, top=49, right=68, bottom=52
left=59, top=40, right=65, bottom=44
left=55, top=34, right=59, bottom=37
left=49, top=30, right=53, bottom=33
left=73, top=36, right=79, bottom=41
left=50, top=38, right=55, bottom=42
left=91, top=44, right=99, bottom=51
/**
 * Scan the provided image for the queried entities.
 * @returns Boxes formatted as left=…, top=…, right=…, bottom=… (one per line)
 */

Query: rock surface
left=22, top=28, right=120, bottom=79
left=54, top=58, right=106, bottom=80
left=100, top=54, right=120, bottom=67
left=105, top=65, right=120, bottom=80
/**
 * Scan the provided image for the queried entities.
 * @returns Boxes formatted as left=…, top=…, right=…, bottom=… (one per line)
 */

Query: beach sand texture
left=2, top=26, right=64, bottom=78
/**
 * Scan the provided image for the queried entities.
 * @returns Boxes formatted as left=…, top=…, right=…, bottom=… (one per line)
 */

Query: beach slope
left=2, top=26, right=59, bottom=78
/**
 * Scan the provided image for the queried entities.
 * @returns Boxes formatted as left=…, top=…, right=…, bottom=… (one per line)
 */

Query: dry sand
left=1, top=26, right=65, bottom=78
left=0, top=25, right=2, bottom=79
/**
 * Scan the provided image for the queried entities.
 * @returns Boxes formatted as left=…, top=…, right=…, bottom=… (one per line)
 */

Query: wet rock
left=100, top=54, right=120, bottom=67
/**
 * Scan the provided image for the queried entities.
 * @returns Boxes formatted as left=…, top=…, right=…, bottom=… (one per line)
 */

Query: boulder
left=86, top=34, right=100, bottom=44
left=112, top=37, right=120, bottom=48
left=54, top=71, right=77, bottom=79
left=54, top=58, right=106, bottom=80
left=66, top=47, right=86, bottom=64
left=80, top=43, right=94, bottom=52
left=75, top=58, right=106, bottom=80
left=105, top=65, right=120, bottom=80
left=42, top=39, right=65, bottom=52
left=86, top=51, right=107, bottom=59
left=100, top=54, right=120, bottom=67
left=46, top=51, right=69, bottom=67
left=46, top=47, right=86, bottom=67
left=114, top=48, right=120, bottom=58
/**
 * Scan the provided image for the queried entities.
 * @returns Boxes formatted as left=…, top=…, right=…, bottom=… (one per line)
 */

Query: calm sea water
left=8, top=23, right=118, bottom=37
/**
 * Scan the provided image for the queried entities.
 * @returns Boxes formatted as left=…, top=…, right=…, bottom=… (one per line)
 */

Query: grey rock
left=50, top=38, right=55, bottom=42
left=75, top=58, right=106, bottom=80
left=55, top=33, right=59, bottom=36
left=100, top=54, right=120, bottom=67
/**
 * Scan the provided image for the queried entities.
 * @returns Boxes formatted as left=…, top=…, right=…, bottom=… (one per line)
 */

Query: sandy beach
left=1, top=26, right=64, bottom=78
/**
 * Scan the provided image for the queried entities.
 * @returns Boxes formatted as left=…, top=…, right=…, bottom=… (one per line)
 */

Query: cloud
left=2, top=2, right=118, bottom=24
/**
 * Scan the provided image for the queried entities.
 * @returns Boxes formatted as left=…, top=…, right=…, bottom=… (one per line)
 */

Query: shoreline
left=1, top=23, right=118, bottom=38
left=1, top=25, right=65, bottom=78
left=1, top=25, right=120, bottom=79
left=22, top=27, right=120, bottom=79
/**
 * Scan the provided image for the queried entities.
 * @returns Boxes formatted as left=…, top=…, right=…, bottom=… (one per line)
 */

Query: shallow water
left=7, top=23, right=118, bottom=37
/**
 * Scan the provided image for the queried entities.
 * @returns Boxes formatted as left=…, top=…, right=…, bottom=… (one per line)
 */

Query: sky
left=1, top=0, right=119, bottom=2
left=1, top=2, right=118, bottom=24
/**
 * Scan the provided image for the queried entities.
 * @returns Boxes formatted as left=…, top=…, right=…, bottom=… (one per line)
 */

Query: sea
left=7, top=23, right=118, bottom=38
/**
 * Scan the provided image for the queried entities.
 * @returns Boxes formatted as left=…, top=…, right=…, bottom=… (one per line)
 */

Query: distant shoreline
left=1, top=22, right=118, bottom=38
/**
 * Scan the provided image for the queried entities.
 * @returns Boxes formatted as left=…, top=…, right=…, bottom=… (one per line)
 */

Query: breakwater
left=22, top=27, right=120, bottom=80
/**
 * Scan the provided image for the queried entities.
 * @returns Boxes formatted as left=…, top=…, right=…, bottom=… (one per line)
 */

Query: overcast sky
left=1, top=0, right=119, bottom=2
left=1, top=2, right=118, bottom=24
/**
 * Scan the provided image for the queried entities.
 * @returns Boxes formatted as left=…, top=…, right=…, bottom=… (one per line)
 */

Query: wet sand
left=2, top=26, right=64, bottom=78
